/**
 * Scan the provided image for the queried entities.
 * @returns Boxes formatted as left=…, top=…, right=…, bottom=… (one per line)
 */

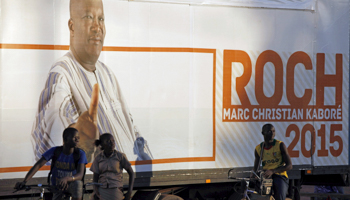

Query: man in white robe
left=31, top=0, right=152, bottom=162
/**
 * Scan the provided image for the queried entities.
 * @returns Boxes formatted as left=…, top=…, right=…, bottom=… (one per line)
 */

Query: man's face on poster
left=70, top=0, right=106, bottom=63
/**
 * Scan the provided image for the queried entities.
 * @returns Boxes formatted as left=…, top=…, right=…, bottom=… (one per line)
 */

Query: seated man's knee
left=69, top=180, right=83, bottom=198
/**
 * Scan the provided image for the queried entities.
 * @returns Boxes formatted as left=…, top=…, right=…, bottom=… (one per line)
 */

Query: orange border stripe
left=0, top=156, right=215, bottom=173
left=0, top=166, right=50, bottom=173
left=0, top=43, right=216, bottom=173
left=0, top=43, right=69, bottom=50
left=0, top=44, right=215, bottom=54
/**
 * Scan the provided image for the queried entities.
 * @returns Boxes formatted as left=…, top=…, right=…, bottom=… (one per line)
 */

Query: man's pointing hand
left=72, top=84, right=99, bottom=162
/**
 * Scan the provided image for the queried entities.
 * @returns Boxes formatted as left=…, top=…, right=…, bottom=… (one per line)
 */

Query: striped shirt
left=31, top=51, right=152, bottom=162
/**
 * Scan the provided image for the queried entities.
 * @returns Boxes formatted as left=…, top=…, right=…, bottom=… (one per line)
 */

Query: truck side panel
left=0, top=0, right=348, bottom=183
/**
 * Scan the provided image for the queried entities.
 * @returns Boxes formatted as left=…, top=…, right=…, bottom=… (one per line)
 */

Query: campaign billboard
left=0, top=0, right=348, bottom=179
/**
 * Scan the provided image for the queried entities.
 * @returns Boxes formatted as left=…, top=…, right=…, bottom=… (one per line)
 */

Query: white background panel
left=0, top=0, right=349, bottom=178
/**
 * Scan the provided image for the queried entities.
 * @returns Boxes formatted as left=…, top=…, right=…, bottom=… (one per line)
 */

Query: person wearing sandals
left=90, top=133, right=135, bottom=200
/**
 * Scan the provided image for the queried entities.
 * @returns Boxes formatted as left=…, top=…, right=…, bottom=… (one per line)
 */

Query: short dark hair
left=63, top=127, right=78, bottom=142
left=94, top=133, right=113, bottom=148
left=262, top=123, right=273, bottom=135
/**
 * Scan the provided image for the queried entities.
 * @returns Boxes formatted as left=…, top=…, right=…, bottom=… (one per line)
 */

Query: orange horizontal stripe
left=130, top=157, right=215, bottom=165
left=0, top=43, right=215, bottom=54
left=102, top=46, right=215, bottom=53
left=0, top=43, right=69, bottom=50
left=0, top=165, right=50, bottom=173
left=0, top=157, right=214, bottom=173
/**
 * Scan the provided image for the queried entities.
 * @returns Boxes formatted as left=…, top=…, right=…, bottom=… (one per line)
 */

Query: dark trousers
left=272, top=174, right=289, bottom=200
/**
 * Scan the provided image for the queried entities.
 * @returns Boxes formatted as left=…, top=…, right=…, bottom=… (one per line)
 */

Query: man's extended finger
left=89, top=84, right=99, bottom=121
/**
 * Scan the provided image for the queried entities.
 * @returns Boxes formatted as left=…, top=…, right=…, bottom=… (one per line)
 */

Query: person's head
left=136, top=137, right=145, bottom=148
left=63, top=127, right=80, bottom=147
left=95, top=133, right=115, bottom=152
left=68, top=0, right=106, bottom=70
left=261, top=123, right=275, bottom=143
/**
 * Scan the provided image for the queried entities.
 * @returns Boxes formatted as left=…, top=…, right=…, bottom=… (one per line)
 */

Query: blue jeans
left=272, top=174, right=289, bottom=200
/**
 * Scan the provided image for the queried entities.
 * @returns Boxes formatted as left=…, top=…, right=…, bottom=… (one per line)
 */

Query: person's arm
left=124, top=165, right=135, bottom=200
left=251, top=149, right=260, bottom=178
left=278, top=142, right=293, bottom=172
left=57, top=163, right=85, bottom=190
left=57, top=148, right=88, bottom=190
left=14, top=157, right=47, bottom=190
left=33, top=70, right=99, bottom=163
left=263, top=142, right=292, bottom=178
left=58, top=163, right=85, bottom=183
left=72, top=84, right=99, bottom=162
left=92, top=173, right=101, bottom=198
left=31, top=72, right=75, bottom=162
left=112, top=71, right=153, bottom=160
left=89, top=153, right=101, bottom=198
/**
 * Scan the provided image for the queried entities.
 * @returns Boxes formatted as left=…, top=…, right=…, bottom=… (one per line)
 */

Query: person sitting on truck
left=14, top=127, right=88, bottom=200
left=252, top=123, right=293, bottom=200
left=90, top=133, right=135, bottom=200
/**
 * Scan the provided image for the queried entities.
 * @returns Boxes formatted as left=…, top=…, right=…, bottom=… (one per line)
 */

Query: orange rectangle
left=0, top=43, right=216, bottom=172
